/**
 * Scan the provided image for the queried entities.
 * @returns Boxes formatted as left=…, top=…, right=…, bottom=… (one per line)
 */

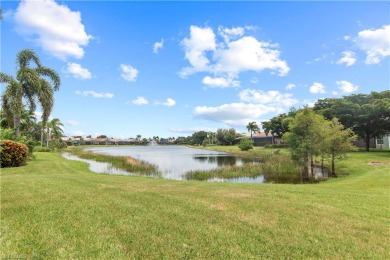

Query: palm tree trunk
left=40, top=127, right=44, bottom=146
left=46, top=127, right=51, bottom=147
left=13, top=114, right=21, bottom=139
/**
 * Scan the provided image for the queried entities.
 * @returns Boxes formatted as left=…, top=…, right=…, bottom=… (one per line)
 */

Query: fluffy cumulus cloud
left=14, top=0, right=92, bottom=60
left=75, top=90, right=114, bottom=98
left=180, top=25, right=289, bottom=88
left=153, top=39, right=164, bottom=54
left=309, top=82, right=326, bottom=94
left=193, top=89, right=297, bottom=127
left=162, top=98, right=176, bottom=107
left=345, top=25, right=390, bottom=64
left=120, top=64, right=139, bottom=82
left=336, top=80, right=359, bottom=93
left=336, top=51, right=356, bottom=66
left=66, top=63, right=92, bottom=79
left=357, top=25, right=390, bottom=64
left=67, top=120, right=80, bottom=126
left=132, top=96, right=148, bottom=105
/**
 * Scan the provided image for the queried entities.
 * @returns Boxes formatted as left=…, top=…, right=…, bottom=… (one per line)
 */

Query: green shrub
left=238, top=138, right=254, bottom=151
left=264, top=143, right=288, bottom=149
left=0, top=139, right=29, bottom=168
left=33, top=146, right=52, bottom=152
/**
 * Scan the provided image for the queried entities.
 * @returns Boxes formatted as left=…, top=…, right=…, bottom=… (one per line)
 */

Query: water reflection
left=192, top=155, right=240, bottom=167
left=62, top=152, right=131, bottom=176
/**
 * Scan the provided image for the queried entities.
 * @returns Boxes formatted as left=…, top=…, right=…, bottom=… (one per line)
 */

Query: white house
left=376, top=135, right=390, bottom=149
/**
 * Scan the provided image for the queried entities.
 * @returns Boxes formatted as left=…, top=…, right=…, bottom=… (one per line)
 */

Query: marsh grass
left=185, top=163, right=262, bottom=181
left=185, top=154, right=303, bottom=183
left=69, top=147, right=160, bottom=176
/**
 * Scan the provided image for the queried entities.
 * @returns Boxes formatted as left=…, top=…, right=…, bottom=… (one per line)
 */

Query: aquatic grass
left=260, top=154, right=302, bottom=183
left=185, top=163, right=262, bottom=181
left=68, top=147, right=160, bottom=176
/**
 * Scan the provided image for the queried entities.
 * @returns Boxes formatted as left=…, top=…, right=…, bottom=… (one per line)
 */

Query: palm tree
left=46, top=118, right=64, bottom=146
left=0, top=49, right=60, bottom=139
left=246, top=122, right=260, bottom=141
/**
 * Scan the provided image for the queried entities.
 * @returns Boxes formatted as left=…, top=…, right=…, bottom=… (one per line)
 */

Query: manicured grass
left=1, top=150, right=389, bottom=259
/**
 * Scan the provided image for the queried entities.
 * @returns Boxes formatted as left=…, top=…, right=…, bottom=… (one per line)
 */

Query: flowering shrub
left=0, top=140, right=29, bottom=168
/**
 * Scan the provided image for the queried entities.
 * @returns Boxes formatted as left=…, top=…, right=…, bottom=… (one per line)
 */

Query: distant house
left=375, top=135, right=390, bottom=149
left=234, top=132, right=281, bottom=146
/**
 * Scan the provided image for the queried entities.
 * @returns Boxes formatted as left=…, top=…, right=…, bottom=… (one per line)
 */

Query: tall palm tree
left=0, top=49, right=60, bottom=139
left=46, top=118, right=64, bottom=146
left=246, top=121, right=260, bottom=141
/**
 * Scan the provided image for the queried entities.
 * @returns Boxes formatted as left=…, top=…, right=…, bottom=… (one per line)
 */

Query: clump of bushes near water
left=70, top=148, right=161, bottom=176
left=186, top=153, right=303, bottom=183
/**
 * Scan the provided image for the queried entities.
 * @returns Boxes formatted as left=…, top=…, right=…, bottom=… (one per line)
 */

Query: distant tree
left=191, top=131, right=208, bottom=145
left=246, top=122, right=259, bottom=141
left=136, top=134, right=141, bottom=141
left=216, top=128, right=238, bottom=145
left=314, top=91, right=390, bottom=151
left=262, top=109, right=297, bottom=143
left=46, top=118, right=64, bottom=146
left=0, top=49, right=60, bottom=139
left=97, top=135, right=107, bottom=139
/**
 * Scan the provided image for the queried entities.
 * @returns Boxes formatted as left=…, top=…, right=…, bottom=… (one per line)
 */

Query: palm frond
left=36, top=66, right=61, bottom=91
left=16, top=49, right=41, bottom=68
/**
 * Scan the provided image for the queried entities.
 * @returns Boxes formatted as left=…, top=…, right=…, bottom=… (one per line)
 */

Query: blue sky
left=1, top=1, right=389, bottom=138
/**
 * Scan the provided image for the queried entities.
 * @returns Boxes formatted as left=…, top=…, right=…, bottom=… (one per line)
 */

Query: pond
left=83, top=145, right=253, bottom=181
left=63, top=145, right=327, bottom=184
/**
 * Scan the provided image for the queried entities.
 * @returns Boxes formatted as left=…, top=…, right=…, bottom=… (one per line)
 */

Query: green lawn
left=1, top=150, right=389, bottom=259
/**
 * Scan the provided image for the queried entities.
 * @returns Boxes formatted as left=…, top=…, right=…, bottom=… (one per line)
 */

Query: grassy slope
left=1, top=150, right=389, bottom=259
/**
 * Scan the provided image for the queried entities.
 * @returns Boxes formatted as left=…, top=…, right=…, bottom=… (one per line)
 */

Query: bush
left=33, top=146, right=52, bottom=152
left=238, top=138, right=254, bottom=151
left=0, top=140, right=29, bottom=168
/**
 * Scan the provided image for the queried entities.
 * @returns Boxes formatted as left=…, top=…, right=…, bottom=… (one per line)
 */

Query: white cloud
left=202, top=76, right=239, bottom=88
left=218, top=26, right=245, bottom=42
left=67, top=120, right=80, bottom=126
left=169, top=127, right=217, bottom=134
left=180, top=26, right=216, bottom=77
left=66, top=63, right=92, bottom=79
left=153, top=39, right=164, bottom=54
left=193, top=89, right=297, bottom=127
left=336, top=51, right=356, bottom=66
left=239, top=89, right=298, bottom=107
left=285, top=83, right=296, bottom=90
left=309, top=82, right=326, bottom=94
left=336, top=80, right=359, bottom=93
left=132, top=96, right=148, bottom=105
left=356, top=25, right=390, bottom=64
left=75, top=90, right=114, bottom=98
left=162, top=98, right=176, bottom=107
left=193, top=103, right=276, bottom=127
left=180, top=25, right=289, bottom=87
left=14, top=0, right=92, bottom=60
left=120, top=64, right=139, bottom=82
